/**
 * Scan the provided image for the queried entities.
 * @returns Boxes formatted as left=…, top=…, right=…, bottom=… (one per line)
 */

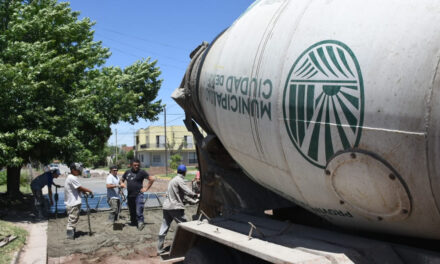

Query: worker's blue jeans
left=32, top=188, right=46, bottom=218
left=127, top=193, right=144, bottom=225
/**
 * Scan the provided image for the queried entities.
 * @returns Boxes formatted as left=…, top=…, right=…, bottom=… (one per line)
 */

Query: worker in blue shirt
left=30, top=169, right=61, bottom=219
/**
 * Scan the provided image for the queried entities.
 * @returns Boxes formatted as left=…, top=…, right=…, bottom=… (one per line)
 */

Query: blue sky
left=65, top=0, right=255, bottom=146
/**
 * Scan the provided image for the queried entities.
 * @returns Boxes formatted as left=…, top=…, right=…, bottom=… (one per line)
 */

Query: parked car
left=48, top=163, right=59, bottom=171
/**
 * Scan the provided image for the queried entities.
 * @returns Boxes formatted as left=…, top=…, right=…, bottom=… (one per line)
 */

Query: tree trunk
left=6, top=166, right=22, bottom=198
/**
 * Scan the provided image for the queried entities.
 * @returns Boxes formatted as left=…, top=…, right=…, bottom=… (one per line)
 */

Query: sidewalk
left=13, top=220, right=48, bottom=264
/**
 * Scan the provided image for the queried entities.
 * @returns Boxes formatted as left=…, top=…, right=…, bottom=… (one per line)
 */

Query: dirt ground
left=47, top=206, right=197, bottom=264
left=0, top=170, right=195, bottom=263
left=46, top=174, right=197, bottom=264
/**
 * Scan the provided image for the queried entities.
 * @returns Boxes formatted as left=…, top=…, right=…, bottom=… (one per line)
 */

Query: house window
left=156, top=135, right=165, bottom=148
left=141, top=154, right=144, bottom=162
left=136, top=136, right=139, bottom=145
left=188, top=152, right=197, bottom=164
left=153, top=154, right=161, bottom=163
left=184, top=135, right=193, bottom=148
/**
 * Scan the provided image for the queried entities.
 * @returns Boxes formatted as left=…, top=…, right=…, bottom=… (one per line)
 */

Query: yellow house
left=135, top=125, right=198, bottom=167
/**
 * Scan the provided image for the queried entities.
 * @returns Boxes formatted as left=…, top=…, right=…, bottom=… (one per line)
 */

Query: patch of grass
left=0, top=185, right=31, bottom=194
left=186, top=166, right=197, bottom=172
left=0, top=170, right=33, bottom=194
left=156, top=173, right=195, bottom=181
left=94, top=166, right=109, bottom=171
left=0, top=220, right=28, bottom=264
left=155, top=173, right=170, bottom=179
left=185, top=174, right=195, bottom=181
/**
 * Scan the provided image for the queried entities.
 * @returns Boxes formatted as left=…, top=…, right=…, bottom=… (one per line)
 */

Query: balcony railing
left=138, top=142, right=195, bottom=150
left=156, top=143, right=166, bottom=148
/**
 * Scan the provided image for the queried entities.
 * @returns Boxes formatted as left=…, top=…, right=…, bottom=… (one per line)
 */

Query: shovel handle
left=83, top=192, right=94, bottom=199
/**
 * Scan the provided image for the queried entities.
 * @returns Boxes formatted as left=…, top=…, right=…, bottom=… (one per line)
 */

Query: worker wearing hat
left=31, top=167, right=62, bottom=219
left=106, top=165, right=125, bottom=223
left=64, top=162, right=93, bottom=239
left=157, top=164, right=198, bottom=254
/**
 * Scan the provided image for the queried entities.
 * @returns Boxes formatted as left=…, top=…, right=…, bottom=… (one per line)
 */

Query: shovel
left=54, top=185, right=63, bottom=219
left=113, top=188, right=126, bottom=230
left=84, top=192, right=93, bottom=236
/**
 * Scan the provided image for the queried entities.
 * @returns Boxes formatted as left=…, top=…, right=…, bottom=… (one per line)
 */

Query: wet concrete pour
left=47, top=206, right=197, bottom=263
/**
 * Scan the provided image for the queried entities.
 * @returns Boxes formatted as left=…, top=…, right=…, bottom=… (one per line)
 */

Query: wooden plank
left=161, top=256, right=185, bottom=264
left=0, top=235, right=17, bottom=248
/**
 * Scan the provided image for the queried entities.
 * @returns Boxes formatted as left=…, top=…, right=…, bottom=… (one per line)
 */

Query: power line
left=96, top=33, right=189, bottom=64
left=107, top=46, right=187, bottom=71
left=108, top=46, right=141, bottom=59
left=166, top=115, right=184, bottom=124
left=109, top=120, right=185, bottom=136
left=97, top=26, right=187, bottom=51
left=164, top=103, right=180, bottom=111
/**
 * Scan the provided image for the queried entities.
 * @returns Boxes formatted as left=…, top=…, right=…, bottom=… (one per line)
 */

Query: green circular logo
left=283, top=40, right=364, bottom=168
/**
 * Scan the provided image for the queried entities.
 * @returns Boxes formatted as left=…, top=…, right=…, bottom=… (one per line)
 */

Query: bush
left=126, top=150, right=134, bottom=161
left=0, top=169, right=32, bottom=193
left=170, top=154, right=182, bottom=170
left=19, top=170, right=31, bottom=186
left=0, top=170, right=6, bottom=185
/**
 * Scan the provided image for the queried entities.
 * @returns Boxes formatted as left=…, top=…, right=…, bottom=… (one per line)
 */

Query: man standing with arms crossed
left=106, top=165, right=125, bottom=224
left=64, top=162, right=93, bottom=239
left=122, top=159, right=155, bottom=231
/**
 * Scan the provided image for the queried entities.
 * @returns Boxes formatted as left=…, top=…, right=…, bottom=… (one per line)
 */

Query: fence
left=48, top=192, right=166, bottom=214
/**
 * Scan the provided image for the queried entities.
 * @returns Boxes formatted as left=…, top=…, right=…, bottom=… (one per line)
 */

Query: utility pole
left=115, top=129, right=118, bottom=164
left=133, top=129, right=136, bottom=161
left=164, top=106, right=168, bottom=176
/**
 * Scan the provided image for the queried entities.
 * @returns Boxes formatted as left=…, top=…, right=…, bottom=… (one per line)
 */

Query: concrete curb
left=9, top=246, right=23, bottom=264
left=14, top=220, right=48, bottom=264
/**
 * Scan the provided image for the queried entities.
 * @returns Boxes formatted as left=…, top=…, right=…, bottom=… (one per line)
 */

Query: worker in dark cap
left=106, top=165, right=125, bottom=224
left=31, top=168, right=62, bottom=219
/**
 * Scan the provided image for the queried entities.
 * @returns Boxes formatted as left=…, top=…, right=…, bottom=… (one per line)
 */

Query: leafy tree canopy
left=126, top=149, right=134, bottom=161
left=0, top=0, right=163, bottom=191
left=170, top=154, right=182, bottom=170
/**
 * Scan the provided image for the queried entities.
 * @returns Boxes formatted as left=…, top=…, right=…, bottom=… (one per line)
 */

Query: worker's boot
left=157, top=235, right=165, bottom=254
left=66, top=229, right=75, bottom=240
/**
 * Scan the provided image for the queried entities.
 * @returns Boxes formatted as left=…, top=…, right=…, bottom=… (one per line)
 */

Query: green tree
left=126, top=149, right=134, bottom=161
left=170, top=154, right=182, bottom=170
left=93, top=144, right=111, bottom=168
left=0, top=0, right=162, bottom=197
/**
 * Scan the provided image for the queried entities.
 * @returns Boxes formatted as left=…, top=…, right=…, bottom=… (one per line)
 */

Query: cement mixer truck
left=169, top=0, right=440, bottom=262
